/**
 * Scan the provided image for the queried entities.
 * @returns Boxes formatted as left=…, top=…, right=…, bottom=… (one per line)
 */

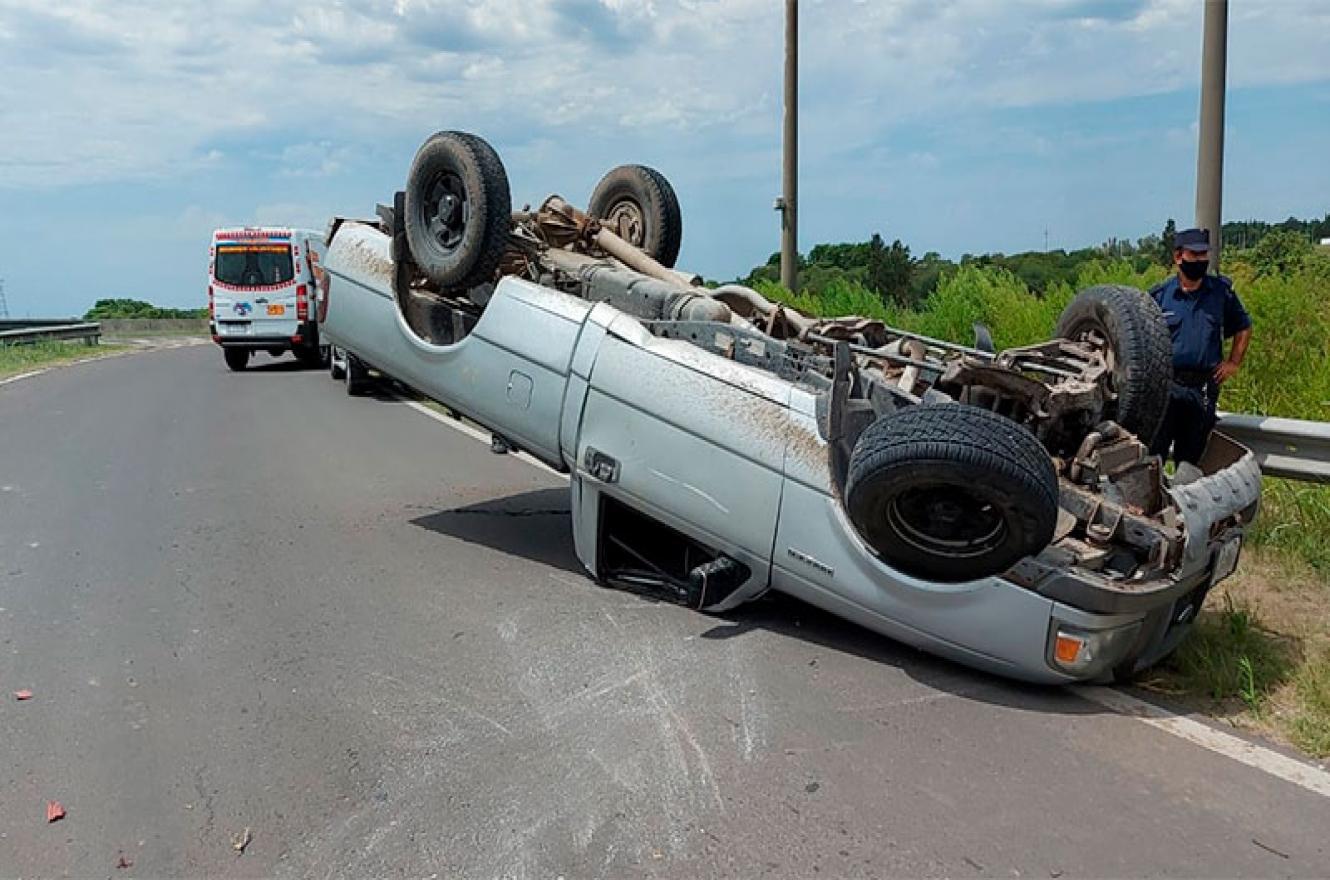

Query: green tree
left=1250, top=229, right=1313, bottom=277
left=865, top=233, right=913, bottom=305
left=84, top=298, right=206, bottom=320
left=909, top=251, right=956, bottom=303
left=1159, top=218, right=1177, bottom=266
left=1312, top=213, right=1330, bottom=241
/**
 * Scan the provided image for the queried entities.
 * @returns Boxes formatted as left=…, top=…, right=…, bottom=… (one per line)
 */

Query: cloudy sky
left=1, top=0, right=1327, bottom=316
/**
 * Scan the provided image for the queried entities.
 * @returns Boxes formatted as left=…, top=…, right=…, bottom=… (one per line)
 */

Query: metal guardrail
left=1218, top=412, right=1330, bottom=484
left=0, top=322, right=102, bottom=346
left=0, top=318, right=86, bottom=331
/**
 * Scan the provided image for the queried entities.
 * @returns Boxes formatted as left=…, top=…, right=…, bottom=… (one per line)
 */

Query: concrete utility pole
left=1195, top=0, right=1228, bottom=271
left=779, top=0, right=799, bottom=292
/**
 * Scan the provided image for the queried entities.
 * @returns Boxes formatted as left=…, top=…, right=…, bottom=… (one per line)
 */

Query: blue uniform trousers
left=1149, top=372, right=1217, bottom=466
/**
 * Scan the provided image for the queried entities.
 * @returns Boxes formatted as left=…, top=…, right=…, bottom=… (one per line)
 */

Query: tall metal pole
left=1195, top=0, right=1228, bottom=271
left=780, top=0, right=799, bottom=292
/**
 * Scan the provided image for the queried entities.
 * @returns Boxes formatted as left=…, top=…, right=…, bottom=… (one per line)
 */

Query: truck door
left=575, top=315, right=791, bottom=589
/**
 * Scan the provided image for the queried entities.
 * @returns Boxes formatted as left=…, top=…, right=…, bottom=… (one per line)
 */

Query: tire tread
left=588, top=164, right=683, bottom=268
left=1056, top=284, right=1172, bottom=442
left=844, top=405, right=1059, bottom=580
left=404, top=131, right=512, bottom=290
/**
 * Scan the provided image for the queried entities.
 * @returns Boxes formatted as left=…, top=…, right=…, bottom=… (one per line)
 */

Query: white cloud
left=276, top=141, right=356, bottom=177
left=0, top=0, right=1325, bottom=192
left=253, top=201, right=328, bottom=228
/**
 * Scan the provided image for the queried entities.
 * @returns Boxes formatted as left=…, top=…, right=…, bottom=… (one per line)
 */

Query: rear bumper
left=212, top=321, right=319, bottom=350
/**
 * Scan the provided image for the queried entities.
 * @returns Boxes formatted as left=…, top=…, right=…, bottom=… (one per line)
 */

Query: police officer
left=1149, top=227, right=1253, bottom=466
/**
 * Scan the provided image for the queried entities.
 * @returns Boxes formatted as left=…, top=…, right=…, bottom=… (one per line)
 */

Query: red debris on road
left=15, top=689, right=33, bottom=700
left=46, top=801, right=65, bottom=823
left=116, top=854, right=134, bottom=869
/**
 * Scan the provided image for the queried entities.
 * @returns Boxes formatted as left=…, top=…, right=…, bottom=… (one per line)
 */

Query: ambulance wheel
left=296, top=347, right=323, bottom=369
left=224, top=348, right=250, bottom=372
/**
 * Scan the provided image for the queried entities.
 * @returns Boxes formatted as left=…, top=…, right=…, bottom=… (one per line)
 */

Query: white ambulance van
left=208, top=227, right=327, bottom=371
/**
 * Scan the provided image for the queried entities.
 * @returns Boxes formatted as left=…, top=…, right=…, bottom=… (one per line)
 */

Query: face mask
left=1179, top=259, right=1208, bottom=281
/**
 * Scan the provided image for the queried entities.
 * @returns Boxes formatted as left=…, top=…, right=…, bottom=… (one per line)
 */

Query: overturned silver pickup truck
left=318, top=131, right=1260, bottom=684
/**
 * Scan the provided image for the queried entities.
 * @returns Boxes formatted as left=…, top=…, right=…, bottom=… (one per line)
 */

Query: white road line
left=397, top=397, right=568, bottom=479
left=0, top=369, right=49, bottom=386
left=397, top=386, right=1330, bottom=798
left=1075, top=685, right=1330, bottom=799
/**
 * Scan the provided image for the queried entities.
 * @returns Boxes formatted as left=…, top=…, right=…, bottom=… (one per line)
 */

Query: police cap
left=1175, top=227, right=1211, bottom=253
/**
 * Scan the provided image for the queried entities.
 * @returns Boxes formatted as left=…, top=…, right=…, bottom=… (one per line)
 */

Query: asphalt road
left=2, top=345, right=1327, bottom=878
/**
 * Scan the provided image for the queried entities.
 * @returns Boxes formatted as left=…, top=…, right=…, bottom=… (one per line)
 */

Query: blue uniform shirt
left=1149, top=274, right=1252, bottom=372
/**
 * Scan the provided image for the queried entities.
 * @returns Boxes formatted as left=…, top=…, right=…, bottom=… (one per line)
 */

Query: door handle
left=583, top=447, right=620, bottom=484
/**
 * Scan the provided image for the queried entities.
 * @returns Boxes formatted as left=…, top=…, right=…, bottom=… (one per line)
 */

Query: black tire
left=344, top=352, right=368, bottom=396
left=844, top=405, right=1059, bottom=582
left=1056, top=284, right=1172, bottom=444
left=223, top=348, right=250, bottom=372
left=404, top=131, right=512, bottom=290
left=329, top=346, right=345, bottom=381
left=588, top=164, right=682, bottom=268
left=295, top=347, right=323, bottom=369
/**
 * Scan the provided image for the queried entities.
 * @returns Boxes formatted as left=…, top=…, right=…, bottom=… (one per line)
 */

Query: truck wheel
left=404, top=131, right=512, bottom=290
left=588, top=165, right=682, bottom=268
left=329, top=346, right=345, bottom=381
left=295, top=347, right=323, bottom=369
left=223, top=348, right=250, bottom=372
left=844, top=405, right=1059, bottom=583
left=1056, top=285, right=1172, bottom=444
left=344, top=352, right=369, bottom=396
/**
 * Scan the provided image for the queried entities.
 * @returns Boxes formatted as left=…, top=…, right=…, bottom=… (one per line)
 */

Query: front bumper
left=1026, top=431, right=1262, bottom=680
left=773, top=403, right=1262, bottom=686
left=1039, top=563, right=1226, bottom=681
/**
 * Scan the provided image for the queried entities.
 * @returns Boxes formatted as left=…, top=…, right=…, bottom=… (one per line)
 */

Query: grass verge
left=0, top=341, right=128, bottom=380
left=1142, top=547, right=1330, bottom=758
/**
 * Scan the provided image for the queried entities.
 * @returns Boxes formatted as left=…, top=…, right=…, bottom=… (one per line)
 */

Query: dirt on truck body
left=318, top=131, right=1261, bottom=683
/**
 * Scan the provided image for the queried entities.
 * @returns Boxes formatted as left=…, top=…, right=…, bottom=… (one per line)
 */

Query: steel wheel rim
left=606, top=199, right=645, bottom=247
left=423, top=172, right=469, bottom=253
left=887, top=485, right=1007, bottom=558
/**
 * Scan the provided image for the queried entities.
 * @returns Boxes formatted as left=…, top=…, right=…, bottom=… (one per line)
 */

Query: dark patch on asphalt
left=443, top=508, right=566, bottom=518
left=410, top=486, right=581, bottom=574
